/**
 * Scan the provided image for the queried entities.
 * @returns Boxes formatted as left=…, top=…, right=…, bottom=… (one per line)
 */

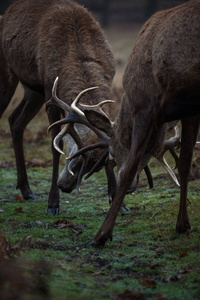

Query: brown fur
left=84, top=0, right=200, bottom=246
left=0, top=0, right=115, bottom=213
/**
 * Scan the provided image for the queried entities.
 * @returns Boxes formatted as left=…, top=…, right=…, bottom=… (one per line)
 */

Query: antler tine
left=47, top=79, right=107, bottom=138
left=68, top=158, right=77, bottom=176
left=47, top=118, right=70, bottom=133
left=195, top=141, right=200, bottom=150
left=71, top=86, right=99, bottom=117
left=66, top=140, right=109, bottom=161
left=46, top=77, right=72, bottom=113
left=66, top=126, right=87, bottom=177
left=160, top=156, right=180, bottom=187
left=47, top=78, right=96, bottom=130
left=84, top=149, right=109, bottom=180
left=162, top=125, right=181, bottom=169
left=156, top=155, right=180, bottom=187
left=164, top=125, right=181, bottom=150
left=80, top=100, right=114, bottom=118
left=52, top=76, right=58, bottom=98
left=76, top=157, right=89, bottom=191
left=53, top=124, right=71, bottom=155
left=53, top=121, right=86, bottom=156
left=156, top=125, right=180, bottom=186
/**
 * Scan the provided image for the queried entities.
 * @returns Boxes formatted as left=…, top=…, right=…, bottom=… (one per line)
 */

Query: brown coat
left=0, top=0, right=115, bottom=213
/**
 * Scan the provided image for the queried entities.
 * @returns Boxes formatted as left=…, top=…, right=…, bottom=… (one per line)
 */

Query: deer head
left=46, top=77, right=113, bottom=192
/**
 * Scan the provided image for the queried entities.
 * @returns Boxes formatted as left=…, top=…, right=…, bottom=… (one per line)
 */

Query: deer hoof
left=47, top=208, right=59, bottom=215
left=23, top=193, right=36, bottom=200
left=89, top=233, right=112, bottom=248
left=176, top=222, right=191, bottom=234
left=120, top=202, right=130, bottom=212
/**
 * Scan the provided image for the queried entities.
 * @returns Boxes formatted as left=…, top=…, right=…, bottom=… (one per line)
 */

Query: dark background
left=0, top=0, right=187, bottom=27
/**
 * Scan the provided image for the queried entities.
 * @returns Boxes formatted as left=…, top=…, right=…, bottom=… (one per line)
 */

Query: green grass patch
left=0, top=38, right=200, bottom=298
left=0, top=160, right=200, bottom=299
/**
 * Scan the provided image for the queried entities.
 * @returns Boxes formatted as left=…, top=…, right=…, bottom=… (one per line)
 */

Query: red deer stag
left=0, top=0, right=116, bottom=214
left=49, top=0, right=200, bottom=246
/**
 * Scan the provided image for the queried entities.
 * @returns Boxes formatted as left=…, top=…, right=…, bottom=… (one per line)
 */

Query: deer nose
left=57, top=182, right=73, bottom=193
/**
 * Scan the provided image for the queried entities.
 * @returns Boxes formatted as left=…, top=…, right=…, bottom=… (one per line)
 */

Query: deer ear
left=84, top=109, right=113, bottom=137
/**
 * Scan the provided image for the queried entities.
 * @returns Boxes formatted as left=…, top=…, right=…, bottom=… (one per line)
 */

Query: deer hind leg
left=9, top=86, right=44, bottom=199
left=176, top=116, right=200, bottom=233
left=91, top=107, right=156, bottom=247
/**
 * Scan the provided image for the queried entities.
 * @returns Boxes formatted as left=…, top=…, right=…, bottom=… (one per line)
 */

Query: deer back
left=124, top=0, right=200, bottom=105
left=2, top=0, right=115, bottom=102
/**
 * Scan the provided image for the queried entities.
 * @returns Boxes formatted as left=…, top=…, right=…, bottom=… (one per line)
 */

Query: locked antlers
left=47, top=78, right=196, bottom=193
left=46, top=77, right=113, bottom=187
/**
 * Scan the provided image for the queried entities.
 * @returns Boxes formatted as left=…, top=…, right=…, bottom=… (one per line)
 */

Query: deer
left=0, top=0, right=116, bottom=214
left=48, top=0, right=200, bottom=247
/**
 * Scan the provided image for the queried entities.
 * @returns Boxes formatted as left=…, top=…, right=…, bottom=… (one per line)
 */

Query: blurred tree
left=101, top=0, right=111, bottom=27
left=144, top=0, right=158, bottom=20
left=0, top=0, right=13, bottom=14
left=77, top=0, right=111, bottom=27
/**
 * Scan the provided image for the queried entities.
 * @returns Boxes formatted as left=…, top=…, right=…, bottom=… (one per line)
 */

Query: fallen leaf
left=139, top=184, right=147, bottom=187
left=54, top=219, right=83, bottom=234
left=56, top=219, right=77, bottom=229
left=15, top=195, right=24, bottom=203
left=141, top=277, right=156, bottom=289
left=117, top=290, right=145, bottom=300
left=155, top=293, right=168, bottom=300
left=150, top=263, right=163, bottom=270
left=179, top=252, right=188, bottom=258
left=119, top=253, right=125, bottom=257
left=14, top=206, right=23, bottom=213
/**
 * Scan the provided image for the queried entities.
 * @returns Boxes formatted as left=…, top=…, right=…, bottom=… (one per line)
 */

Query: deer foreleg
left=176, top=116, right=200, bottom=233
left=105, top=158, right=117, bottom=204
left=91, top=108, right=156, bottom=247
left=47, top=105, right=63, bottom=215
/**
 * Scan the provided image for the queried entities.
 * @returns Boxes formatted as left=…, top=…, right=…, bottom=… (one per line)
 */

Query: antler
left=47, top=77, right=111, bottom=147
left=157, top=126, right=200, bottom=186
left=80, top=100, right=115, bottom=122
left=157, top=125, right=181, bottom=186
left=46, top=77, right=113, bottom=189
left=195, top=141, right=200, bottom=150
left=53, top=124, right=70, bottom=155
left=163, top=125, right=181, bottom=168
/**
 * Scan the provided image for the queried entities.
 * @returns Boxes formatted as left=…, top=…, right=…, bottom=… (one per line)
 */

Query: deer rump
left=0, top=0, right=115, bottom=214
left=50, top=0, right=200, bottom=246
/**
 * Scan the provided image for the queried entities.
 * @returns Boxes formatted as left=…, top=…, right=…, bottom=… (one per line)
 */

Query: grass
left=1, top=25, right=200, bottom=300
left=0, top=142, right=200, bottom=299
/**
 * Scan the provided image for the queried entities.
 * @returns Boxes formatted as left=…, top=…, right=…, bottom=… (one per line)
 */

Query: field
left=0, top=25, right=200, bottom=300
